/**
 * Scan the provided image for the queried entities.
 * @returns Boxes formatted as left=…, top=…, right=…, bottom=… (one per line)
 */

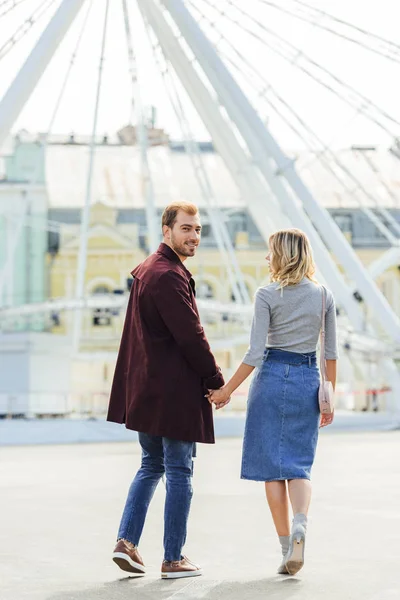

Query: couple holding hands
left=107, top=202, right=338, bottom=579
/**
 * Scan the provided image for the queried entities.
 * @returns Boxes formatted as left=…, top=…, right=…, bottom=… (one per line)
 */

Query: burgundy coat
left=107, top=243, right=224, bottom=443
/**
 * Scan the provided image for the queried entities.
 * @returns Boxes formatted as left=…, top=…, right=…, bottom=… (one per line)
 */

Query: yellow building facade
left=48, top=201, right=400, bottom=414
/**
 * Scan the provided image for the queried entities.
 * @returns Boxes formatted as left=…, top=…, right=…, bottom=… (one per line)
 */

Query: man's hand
left=319, top=411, right=334, bottom=428
left=206, top=386, right=231, bottom=410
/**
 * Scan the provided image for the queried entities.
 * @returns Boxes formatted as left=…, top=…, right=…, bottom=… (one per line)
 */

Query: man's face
left=163, top=210, right=202, bottom=261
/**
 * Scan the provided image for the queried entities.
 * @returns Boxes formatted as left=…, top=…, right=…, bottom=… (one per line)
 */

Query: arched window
left=92, top=285, right=111, bottom=295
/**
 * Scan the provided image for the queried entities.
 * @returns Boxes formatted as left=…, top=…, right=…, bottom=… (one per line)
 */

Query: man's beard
left=170, top=233, right=197, bottom=257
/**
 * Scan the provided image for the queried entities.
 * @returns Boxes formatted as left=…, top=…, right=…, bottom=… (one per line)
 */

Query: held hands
left=206, top=386, right=231, bottom=410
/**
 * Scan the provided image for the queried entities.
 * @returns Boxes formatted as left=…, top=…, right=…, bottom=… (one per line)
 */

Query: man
left=107, top=202, right=225, bottom=579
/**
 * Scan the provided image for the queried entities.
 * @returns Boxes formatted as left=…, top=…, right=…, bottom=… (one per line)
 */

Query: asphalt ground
left=1, top=431, right=399, bottom=600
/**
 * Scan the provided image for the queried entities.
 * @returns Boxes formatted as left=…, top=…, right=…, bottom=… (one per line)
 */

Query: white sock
left=279, top=535, right=290, bottom=556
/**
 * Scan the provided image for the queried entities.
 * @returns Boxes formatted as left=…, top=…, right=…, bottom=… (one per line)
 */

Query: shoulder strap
left=320, top=285, right=327, bottom=382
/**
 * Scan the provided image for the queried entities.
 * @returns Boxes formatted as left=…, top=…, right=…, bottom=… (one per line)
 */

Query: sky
left=0, top=0, right=399, bottom=150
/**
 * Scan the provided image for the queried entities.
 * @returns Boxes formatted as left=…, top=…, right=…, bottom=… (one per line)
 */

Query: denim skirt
left=241, top=348, right=320, bottom=482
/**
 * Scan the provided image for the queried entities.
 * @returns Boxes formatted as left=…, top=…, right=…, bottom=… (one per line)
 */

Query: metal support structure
left=144, top=29, right=250, bottom=304
left=367, top=248, right=400, bottom=280
left=0, top=0, right=93, bottom=311
left=350, top=148, right=400, bottom=237
left=140, top=0, right=364, bottom=329
left=0, top=0, right=87, bottom=148
left=122, top=0, right=159, bottom=253
left=256, top=0, right=400, bottom=65
left=200, top=28, right=400, bottom=246
left=73, top=0, right=110, bottom=351
left=0, top=0, right=398, bottom=414
left=160, top=0, right=400, bottom=346
left=0, top=295, right=393, bottom=364
left=137, top=0, right=288, bottom=242
left=209, top=0, right=399, bottom=138
left=138, top=0, right=400, bottom=411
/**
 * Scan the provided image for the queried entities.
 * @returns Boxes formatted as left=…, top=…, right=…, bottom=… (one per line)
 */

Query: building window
left=92, top=285, right=110, bottom=294
left=201, top=223, right=211, bottom=238
left=333, top=213, right=352, bottom=234
left=197, top=281, right=215, bottom=299
left=92, top=285, right=111, bottom=326
left=230, top=282, right=252, bottom=302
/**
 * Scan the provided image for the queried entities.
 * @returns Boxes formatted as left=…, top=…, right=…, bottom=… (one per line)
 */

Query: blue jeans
left=117, top=433, right=195, bottom=562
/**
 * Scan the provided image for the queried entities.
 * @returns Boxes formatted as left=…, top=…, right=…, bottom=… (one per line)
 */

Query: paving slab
left=1, top=432, right=399, bottom=600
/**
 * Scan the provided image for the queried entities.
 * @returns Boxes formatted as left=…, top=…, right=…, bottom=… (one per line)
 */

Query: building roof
left=43, top=143, right=400, bottom=210
left=44, top=144, right=242, bottom=209
left=3, top=135, right=399, bottom=210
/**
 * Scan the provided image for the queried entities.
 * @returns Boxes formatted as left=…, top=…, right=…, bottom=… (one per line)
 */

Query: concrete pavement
left=0, top=410, right=397, bottom=446
left=1, top=432, right=400, bottom=600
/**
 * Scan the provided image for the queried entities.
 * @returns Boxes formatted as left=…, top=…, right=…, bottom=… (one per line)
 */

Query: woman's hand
left=206, top=363, right=254, bottom=411
left=206, top=386, right=231, bottom=410
left=319, top=411, right=334, bottom=428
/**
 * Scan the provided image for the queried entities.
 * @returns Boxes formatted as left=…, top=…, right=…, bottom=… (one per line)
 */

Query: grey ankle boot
left=285, top=513, right=307, bottom=575
left=277, top=535, right=290, bottom=575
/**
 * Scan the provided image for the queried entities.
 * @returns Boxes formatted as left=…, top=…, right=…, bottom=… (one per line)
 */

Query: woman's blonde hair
left=268, top=228, right=317, bottom=287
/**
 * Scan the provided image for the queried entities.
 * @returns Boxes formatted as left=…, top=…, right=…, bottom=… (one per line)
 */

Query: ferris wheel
left=0, top=0, right=399, bottom=409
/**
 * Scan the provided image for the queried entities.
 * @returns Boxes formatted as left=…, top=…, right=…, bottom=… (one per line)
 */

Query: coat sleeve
left=152, top=270, right=224, bottom=389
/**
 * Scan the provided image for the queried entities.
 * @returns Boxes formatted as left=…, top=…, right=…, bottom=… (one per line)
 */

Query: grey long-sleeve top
left=243, top=278, right=338, bottom=368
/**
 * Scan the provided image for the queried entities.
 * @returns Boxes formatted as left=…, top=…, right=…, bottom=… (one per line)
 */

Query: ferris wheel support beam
left=142, top=0, right=400, bottom=413
left=0, top=0, right=87, bottom=149
left=160, top=0, right=400, bottom=347
left=140, top=0, right=364, bottom=329
left=138, top=0, right=286, bottom=240
left=122, top=0, right=160, bottom=254
left=138, top=5, right=293, bottom=226
left=367, top=247, right=400, bottom=280
left=144, top=31, right=250, bottom=304
left=139, top=0, right=359, bottom=313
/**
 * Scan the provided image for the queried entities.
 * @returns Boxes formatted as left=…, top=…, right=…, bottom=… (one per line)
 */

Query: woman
left=208, top=228, right=338, bottom=576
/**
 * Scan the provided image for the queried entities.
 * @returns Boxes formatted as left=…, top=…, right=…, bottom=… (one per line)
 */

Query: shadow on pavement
left=46, top=575, right=303, bottom=600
